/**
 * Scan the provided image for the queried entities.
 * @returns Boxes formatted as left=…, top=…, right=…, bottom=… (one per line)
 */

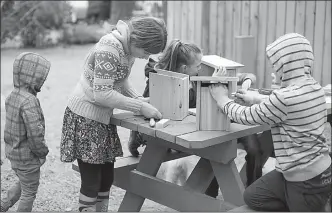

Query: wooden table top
left=110, top=96, right=331, bottom=150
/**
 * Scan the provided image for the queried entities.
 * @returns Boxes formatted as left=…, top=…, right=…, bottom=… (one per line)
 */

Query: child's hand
left=241, top=79, right=252, bottom=90
left=209, top=83, right=231, bottom=107
left=234, top=89, right=256, bottom=105
left=140, top=102, right=162, bottom=120
left=137, top=96, right=150, bottom=103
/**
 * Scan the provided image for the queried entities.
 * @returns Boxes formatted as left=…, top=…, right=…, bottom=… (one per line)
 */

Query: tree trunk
left=110, top=1, right=136, bottom=24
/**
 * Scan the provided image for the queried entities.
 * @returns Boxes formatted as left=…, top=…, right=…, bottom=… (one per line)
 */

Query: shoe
left=128, top=131, right=146, bottom=157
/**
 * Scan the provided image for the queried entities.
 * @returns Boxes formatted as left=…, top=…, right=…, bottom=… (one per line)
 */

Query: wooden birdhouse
left=149, top=68, right=189, bottom=120
left=191, top=55, right=244, bottom=131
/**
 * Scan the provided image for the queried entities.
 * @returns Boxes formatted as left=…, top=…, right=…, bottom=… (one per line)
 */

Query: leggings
left=77, top=159, right=114, bottom=197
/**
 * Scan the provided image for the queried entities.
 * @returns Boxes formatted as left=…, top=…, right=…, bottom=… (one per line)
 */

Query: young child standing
left=60, top=17, right=167, bottom=212
left=210, top=33, right=331, bottom=211
left=1, top=52, right=50, bottom=212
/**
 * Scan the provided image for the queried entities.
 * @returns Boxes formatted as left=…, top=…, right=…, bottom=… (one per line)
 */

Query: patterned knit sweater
left=67, top=21, right=143, bottom=125
left=222, top=33, right=331, bottom=182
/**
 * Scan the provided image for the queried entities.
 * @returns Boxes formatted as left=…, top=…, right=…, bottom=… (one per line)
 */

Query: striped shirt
left=223, top=33, right=330, bottom=182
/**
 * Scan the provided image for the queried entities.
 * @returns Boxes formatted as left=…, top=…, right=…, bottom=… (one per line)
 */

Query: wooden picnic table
left=111, top=94, right=331, bottom=212
left=110, top=109, right=269, bottom=212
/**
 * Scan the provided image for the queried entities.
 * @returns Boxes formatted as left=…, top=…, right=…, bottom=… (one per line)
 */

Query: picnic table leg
left=211, top=160, right=245, bottom=206
left=118, top=141, right=169, bottom=212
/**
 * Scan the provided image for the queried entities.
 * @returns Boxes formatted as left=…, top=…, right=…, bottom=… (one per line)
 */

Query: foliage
left=1, top=1, right=72, bottom=47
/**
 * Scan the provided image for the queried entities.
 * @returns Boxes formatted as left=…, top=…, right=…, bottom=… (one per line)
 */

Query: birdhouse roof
left=201, top=55, right=244, bottom=69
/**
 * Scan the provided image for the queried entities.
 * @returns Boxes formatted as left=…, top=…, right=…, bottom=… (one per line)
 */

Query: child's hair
left=125, top=17, right=168, bottom=55
left=157, top=39, right=202, bottom=72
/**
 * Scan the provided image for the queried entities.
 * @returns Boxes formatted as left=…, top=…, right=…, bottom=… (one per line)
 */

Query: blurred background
left=1, top=1, right=165, bottom=49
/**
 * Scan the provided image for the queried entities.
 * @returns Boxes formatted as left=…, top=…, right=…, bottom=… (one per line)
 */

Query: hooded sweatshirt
left=222, top=33, right=330, bottom=181
left=67, top=20, right=144, bottom=125
left=4, top=52, right=50, bottom=161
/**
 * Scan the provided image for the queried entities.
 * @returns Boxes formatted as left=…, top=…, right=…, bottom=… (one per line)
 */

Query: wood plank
left=265, top=1, right=277, bottom=88
left=183, top=158, right=215, bottom=193
left=166, top=1, right=174, bottom=41
left=129, top=170, right=236, bottom=212
left=110, top=112, right=136, bottom=126
left=229, top=205, right=256, bottom=212
left=118, top=142, right=169, bottom=212
left=187, top=1, right=195, bottom=43
left=232, top=1, right=242, bottom=59
left=234, top=36, right=256, bottom=84
left=216, top=1, right=226, bottom=56
left=249, top=1, right=259, bottom=86
left=137, top=121, right=156, bottom=137
left=176, top=123, right=270, bottom=149
left=224, top=1, right=234, bottom=59
left=241, top=1, right=250, bottom=36
left=201, top=1, right=210, bottom=54
left=321, top=0, right=331, bottom=86
left=256, top=1, right=268, bottom=88
left=190, top=76, right=239, bottom=82
left=211, top=160, right=245, bottom=206
left=196, top=81, right=201, bottom=130
left=173, top=1, right=182, bottom=39
left=181, top=1, right=188, bottom=41
left=120, top=115, right=148, bottom=131
left=194, top=1, right=203, bottom=47
left=313, top=1, right=326, bottom=84
left=275, top=1, right=286, bottom=38
left=295, top=0, right=306, bottom=35
left=304, top=1, right=316, bottom=49
left=209, top=1, right=218, bottom=54
left=285, top=1, right=296, bottom=33
left=156, top=115, right=196, bottom=143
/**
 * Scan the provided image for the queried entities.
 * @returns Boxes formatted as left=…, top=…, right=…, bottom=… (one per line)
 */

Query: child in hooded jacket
left=210, top=33, right=331, bottom=211
left=1, top=52, right=50, bottom=212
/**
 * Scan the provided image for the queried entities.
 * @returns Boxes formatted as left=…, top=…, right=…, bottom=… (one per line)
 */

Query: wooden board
left=129, top=170, right=236, bottom=212
left=190, top=76, right=238, bottom=82
left=149, top=71, right=189, bottom=120
left=201, top=55, right=244, bottom=69
left=176, top=123, right=270, bottom=149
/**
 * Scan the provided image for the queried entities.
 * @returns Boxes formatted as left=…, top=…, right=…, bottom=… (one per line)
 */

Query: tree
left=109, top=1, right=136, bottom=24
left=1, top=1, right=72, bottom=47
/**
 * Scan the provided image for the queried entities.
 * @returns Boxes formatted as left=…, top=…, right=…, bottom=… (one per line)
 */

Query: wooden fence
left=166, top=1, right=331, bottom=88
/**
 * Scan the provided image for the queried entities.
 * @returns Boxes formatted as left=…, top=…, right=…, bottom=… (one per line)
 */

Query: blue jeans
left=2, top=158, right=41, bottom=212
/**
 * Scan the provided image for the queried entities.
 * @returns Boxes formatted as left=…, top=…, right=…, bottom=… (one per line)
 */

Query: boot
left=79, top=193, right=96, bottom=212
left=128, top=131, right=146, bottom=157
left=1, top=182, right=21, bottom=212
left=96, top=191, right=109, bottom=212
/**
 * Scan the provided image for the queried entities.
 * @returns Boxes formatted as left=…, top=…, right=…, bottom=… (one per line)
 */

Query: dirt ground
left=1, top=45, right=330, bottom=212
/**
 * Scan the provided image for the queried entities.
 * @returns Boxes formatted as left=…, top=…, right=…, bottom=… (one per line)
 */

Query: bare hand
left=241, top=79, right=252, bottom=90
left=234, top=89, right=256, bottom=105
left=140, top=102, right=162, bottom=119
left=209, top=83, right=231, bottom=107
left=137, top=97, right=149, bottom=103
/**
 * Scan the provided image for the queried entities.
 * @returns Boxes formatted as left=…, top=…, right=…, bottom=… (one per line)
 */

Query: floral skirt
left=60, top=107, right=123, bottom=164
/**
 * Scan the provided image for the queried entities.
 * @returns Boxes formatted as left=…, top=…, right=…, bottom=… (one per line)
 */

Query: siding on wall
left=166, top=1, right=331, bottom=88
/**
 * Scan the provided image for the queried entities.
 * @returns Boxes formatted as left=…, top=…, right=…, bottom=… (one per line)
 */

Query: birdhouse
left=191, top=55, right=244, bottom=131
left=149, top=68, right=189, bottom=120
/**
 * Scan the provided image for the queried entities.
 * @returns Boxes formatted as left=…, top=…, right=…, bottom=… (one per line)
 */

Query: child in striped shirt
left=209, top=33, right=331, bottom=211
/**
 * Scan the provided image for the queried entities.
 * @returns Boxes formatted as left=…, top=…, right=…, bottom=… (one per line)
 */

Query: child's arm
left=22, top=97, right=49, bottom=159
left=221, top=90, right=288, bottom=126
left=92, top=47, right=143, bottom=113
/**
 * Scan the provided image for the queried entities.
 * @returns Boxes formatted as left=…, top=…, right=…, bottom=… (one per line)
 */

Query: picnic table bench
left=72, top=95, right=331, bottom=212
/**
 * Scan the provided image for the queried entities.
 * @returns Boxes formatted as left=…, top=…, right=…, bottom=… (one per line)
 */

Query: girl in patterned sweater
left=210, top=33, right=331, bottom=211
left=59, top=17, right=167, bottom=212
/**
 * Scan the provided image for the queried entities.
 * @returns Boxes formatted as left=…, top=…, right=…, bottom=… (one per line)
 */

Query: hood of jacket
left=111, top=20, right=131, bottom=55
left=266, top=33, right=314, bottom=88
left=13, top=52, right=51, bottom=95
